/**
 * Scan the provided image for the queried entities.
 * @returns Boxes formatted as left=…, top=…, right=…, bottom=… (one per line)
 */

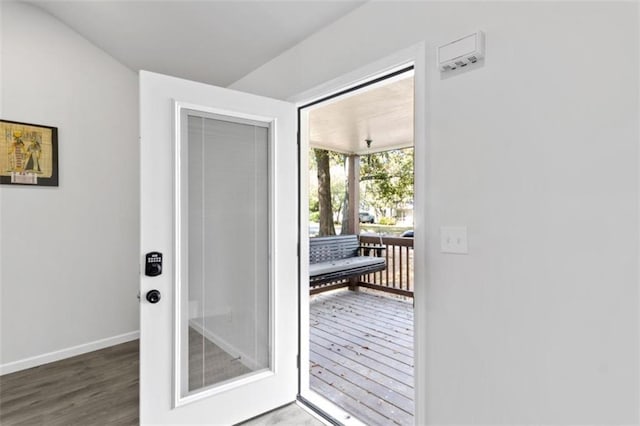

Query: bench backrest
left=309, top=235, right=359, bottom=264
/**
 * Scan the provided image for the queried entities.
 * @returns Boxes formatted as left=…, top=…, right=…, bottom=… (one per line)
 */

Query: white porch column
left=347, top=154, right=360, bottom=235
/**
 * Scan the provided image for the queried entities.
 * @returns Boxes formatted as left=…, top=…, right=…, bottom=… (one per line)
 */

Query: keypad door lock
left=146, top=290, right=161, bottom=304
left=145, top=252, right=162, bottom=277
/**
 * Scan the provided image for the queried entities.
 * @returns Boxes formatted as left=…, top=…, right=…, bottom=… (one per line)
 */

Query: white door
left=139, top=71, right=298, bottom=425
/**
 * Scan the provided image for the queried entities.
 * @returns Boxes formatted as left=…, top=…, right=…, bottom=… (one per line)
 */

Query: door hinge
left=296, top=354, right=300, bottom=369
left=297, top=242, right=300, bottom=258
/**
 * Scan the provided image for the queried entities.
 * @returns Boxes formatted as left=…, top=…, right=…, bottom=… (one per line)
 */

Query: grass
left=309, top=222, right=412, bottom=237
left=359, top=224, right=412, bottom=236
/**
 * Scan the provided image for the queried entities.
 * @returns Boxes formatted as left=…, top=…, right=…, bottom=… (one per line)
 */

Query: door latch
left=146, top=290, right=161, bottom=304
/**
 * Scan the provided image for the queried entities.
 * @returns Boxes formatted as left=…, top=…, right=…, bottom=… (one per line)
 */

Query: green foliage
left=360, top=148, right=414, bottom=219
left=309, top=197, right=319, bottom=213
left=309, top=147, right=414, bottom=228
left=378, top=216, right=397, bottom=226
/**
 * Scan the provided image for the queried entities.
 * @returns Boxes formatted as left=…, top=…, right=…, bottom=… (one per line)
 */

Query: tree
left=360, top=148, right=414, bottom=220
left=314, top=149, right=336, bottom=236
left=311, top=147, right=413, bottom=232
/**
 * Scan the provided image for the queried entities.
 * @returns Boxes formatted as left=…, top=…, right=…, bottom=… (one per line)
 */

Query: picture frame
left=0, top=119, right=58, bottom=186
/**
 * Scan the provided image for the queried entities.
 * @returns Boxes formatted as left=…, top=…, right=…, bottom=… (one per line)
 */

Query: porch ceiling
left=308, top=72, right=414, bottom=155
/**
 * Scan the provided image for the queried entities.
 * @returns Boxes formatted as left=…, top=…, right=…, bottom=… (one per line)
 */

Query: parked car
left=359, top=212, right=375, bottom=223
left=401, top=230, right=414, bottom=238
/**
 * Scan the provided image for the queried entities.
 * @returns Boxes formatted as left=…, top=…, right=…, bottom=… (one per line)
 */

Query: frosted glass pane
left=182, top=113, right=270, bottom=396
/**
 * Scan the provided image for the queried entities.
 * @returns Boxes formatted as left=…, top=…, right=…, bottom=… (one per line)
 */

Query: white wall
left=233, top=2, right=640, bottom=424
left=0, top=2, right=139, bottom=372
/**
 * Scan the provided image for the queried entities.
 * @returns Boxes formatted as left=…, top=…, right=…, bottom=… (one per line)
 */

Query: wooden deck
left=310, top=289, right=414, bottom=425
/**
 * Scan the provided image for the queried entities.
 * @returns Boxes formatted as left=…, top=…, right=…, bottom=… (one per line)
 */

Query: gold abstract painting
left=1, top=120, right=58, bottom=186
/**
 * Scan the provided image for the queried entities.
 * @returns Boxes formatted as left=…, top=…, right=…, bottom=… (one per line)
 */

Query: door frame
left=291, top=42, right=429, bottom=425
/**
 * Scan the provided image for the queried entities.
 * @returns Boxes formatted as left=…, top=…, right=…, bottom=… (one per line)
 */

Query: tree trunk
left=315, top=149, right=335, bottom=236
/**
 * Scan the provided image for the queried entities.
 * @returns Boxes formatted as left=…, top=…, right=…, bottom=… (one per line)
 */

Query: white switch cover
left=440, top=226, right=468, bottom=254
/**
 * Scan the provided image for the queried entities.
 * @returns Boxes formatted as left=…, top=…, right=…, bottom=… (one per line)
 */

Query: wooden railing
left=358, top=235, right=414, bottom=297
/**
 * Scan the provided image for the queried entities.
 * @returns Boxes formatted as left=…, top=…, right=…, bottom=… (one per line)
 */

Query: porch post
left=347, top=154, right=360, bottom=236
left=347, top=154, right=360, bottom=291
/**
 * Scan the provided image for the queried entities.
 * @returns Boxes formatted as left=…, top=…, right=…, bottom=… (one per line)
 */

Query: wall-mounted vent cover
left=438, top=31, right=485, bottom=71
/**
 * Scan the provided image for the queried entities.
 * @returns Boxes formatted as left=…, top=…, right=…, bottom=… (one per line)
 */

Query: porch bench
left=309, top=234, right=386, bottom=287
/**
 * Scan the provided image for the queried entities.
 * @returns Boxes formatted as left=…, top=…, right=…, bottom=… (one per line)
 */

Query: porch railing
left=358, top=235, right=414, bottom=297
left=308, top=234, right=415, bottom=297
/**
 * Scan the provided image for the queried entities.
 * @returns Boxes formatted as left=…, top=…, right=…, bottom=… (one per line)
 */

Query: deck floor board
left=310, top=346, right=414, bottom=413
left=313, top=290, right=414, bottom=322
left=311, top=308, right=413, bottom=350
left=319, top=290, right=413, bottom=336
left=310, top=327, right=414, bottom=379
left=310, top=290, right=414, bottom=426
left=311, top=306, right=413, bottom=346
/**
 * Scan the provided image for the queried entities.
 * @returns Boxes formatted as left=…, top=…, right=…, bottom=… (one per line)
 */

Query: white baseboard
left=0, top=331, right=139, bottom=376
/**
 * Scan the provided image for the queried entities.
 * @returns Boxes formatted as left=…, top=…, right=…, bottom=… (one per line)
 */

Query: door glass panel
left=179, top=110, right=270, bottom=398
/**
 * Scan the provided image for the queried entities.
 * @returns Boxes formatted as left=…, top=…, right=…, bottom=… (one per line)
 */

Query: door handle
left=146, top=290, right=161, bottom=304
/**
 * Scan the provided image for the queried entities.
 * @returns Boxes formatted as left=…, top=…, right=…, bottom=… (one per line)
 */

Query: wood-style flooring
left=1, top=330, right=266, bottom=425
left=0, top=339, right=139, bottom=425
left=310, top=290, right=415, bottom=426
left=0, top=291, right=413, bottom=426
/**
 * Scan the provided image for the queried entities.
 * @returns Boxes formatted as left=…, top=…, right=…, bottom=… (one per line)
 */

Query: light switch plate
left=440, top=226, right=468, bottom=254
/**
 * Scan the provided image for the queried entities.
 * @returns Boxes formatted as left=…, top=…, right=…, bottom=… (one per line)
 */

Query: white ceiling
left=308, top=72, right=414, bottom=155
left=28, top=0, right=412, bottom=155
left=28, top=0, right=365, bottom=87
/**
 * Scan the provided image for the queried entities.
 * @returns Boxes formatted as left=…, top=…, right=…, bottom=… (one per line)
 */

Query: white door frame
left=291, top=42, right=429, bottom=426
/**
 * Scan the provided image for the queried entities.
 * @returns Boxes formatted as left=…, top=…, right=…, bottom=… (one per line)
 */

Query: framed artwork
left=0, top=119, right=58, bottom=186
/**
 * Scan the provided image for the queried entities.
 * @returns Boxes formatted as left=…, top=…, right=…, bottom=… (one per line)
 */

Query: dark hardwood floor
left=0, top=333, right=282, bottom=425
left=1, top=301, right=414, bottom=426
left=0, top=340, right=139, bottom=425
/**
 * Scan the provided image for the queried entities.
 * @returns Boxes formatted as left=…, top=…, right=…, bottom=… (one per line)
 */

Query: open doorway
left=299, top=67, right=416, bottom=425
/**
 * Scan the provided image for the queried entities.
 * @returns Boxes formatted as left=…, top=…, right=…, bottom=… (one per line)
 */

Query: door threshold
left=298, top=392, right=367, bottom=426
